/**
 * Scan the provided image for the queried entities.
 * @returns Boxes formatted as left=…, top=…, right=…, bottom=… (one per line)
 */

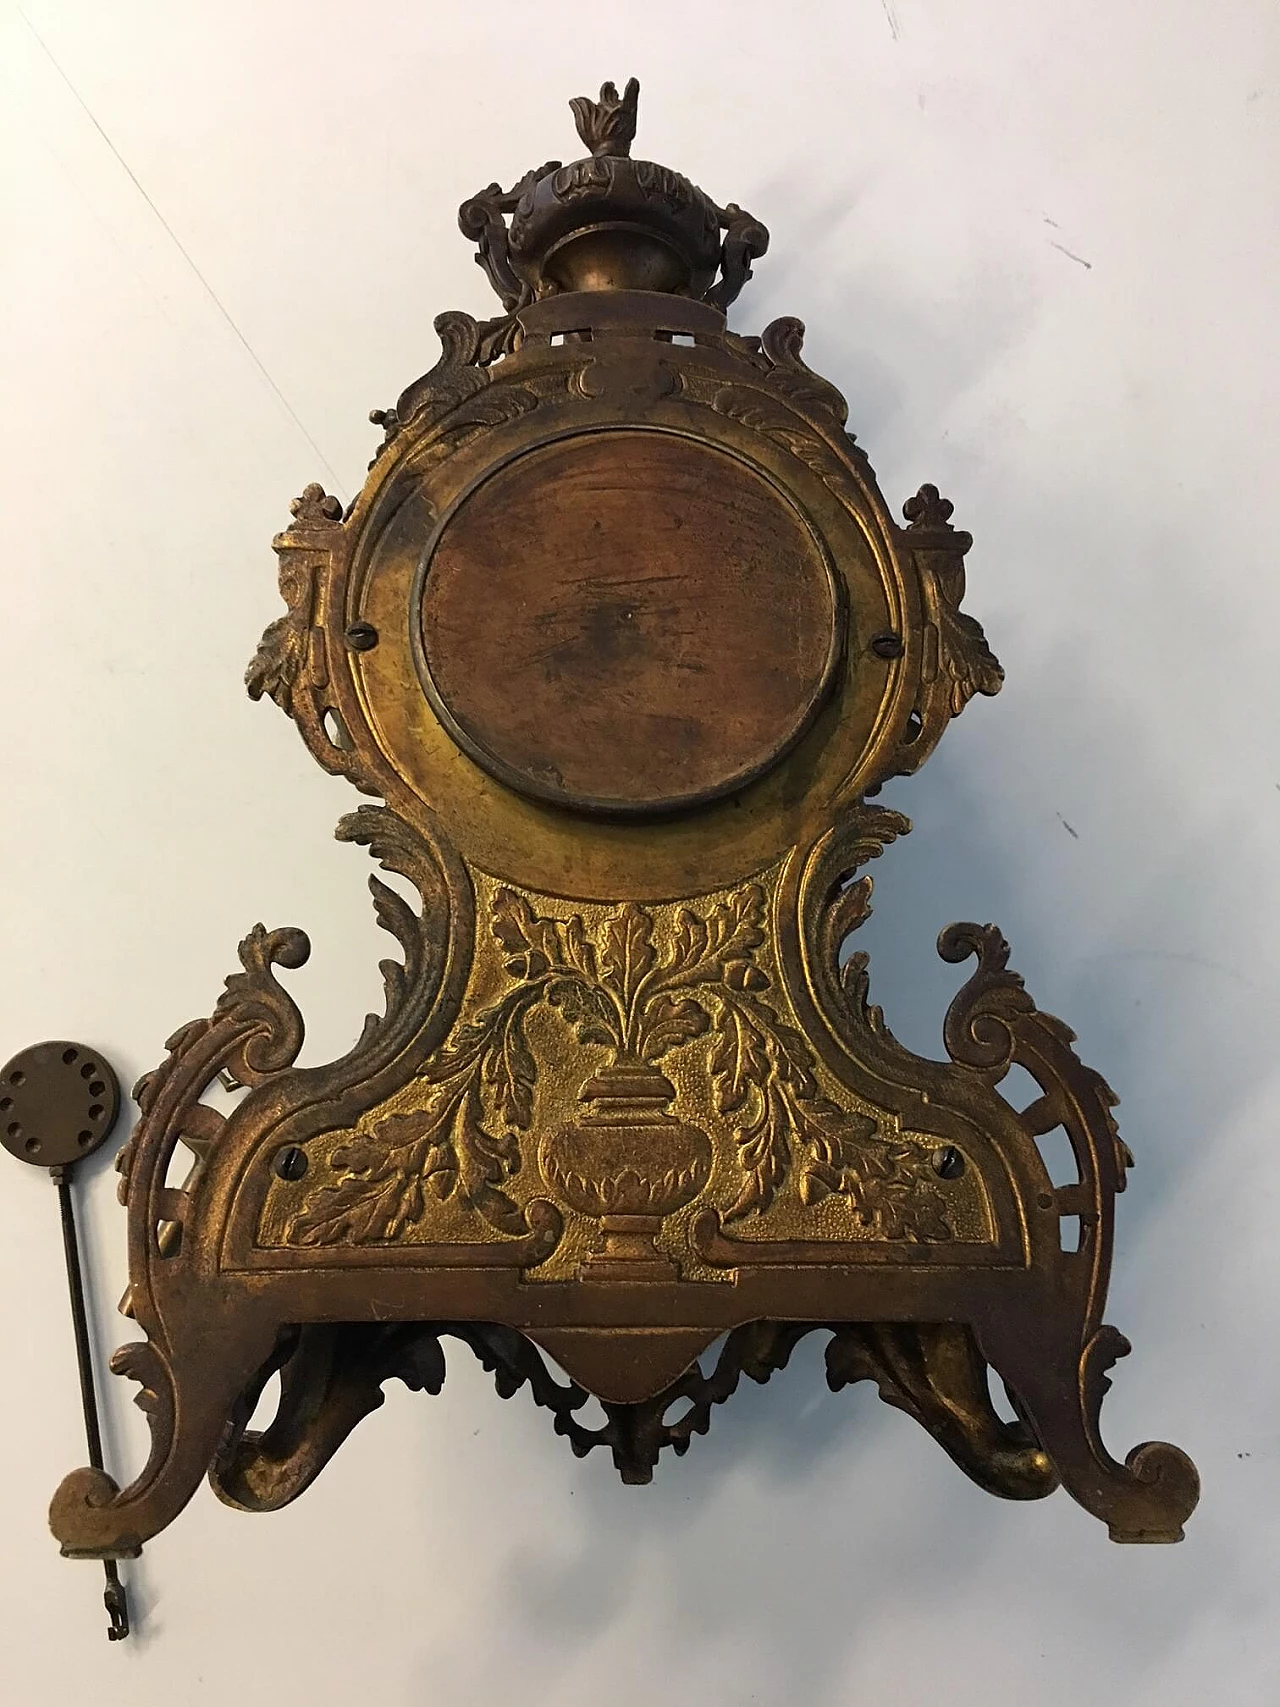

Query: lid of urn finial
left=458, top=78, right=768, bottom=310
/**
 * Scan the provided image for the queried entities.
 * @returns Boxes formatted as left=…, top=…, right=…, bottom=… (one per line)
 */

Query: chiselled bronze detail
left=261, top=871, right=970, bottom=1286
left=50, top=77, right=1197, bottom=1570
left=462, top=77, right=764, bottom=311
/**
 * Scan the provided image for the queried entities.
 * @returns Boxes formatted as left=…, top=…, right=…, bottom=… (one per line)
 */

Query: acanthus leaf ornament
left=902, top=480, right=1005, bottom=752
left=569, top=76, right=640, bottom=159
left=47, top=74, right=1197, bottom=1582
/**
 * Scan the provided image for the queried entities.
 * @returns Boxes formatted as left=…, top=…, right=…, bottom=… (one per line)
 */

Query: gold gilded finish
left=49, top=77, right=1197, bottom=1565
left=255, top=867, right=991, bottom=1283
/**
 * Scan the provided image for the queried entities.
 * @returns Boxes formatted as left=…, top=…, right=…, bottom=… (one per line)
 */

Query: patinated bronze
left=50, top=78, right=1198, bottom=1563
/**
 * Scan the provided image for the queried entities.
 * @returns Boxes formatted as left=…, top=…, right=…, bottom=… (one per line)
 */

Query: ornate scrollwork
left=815, top=905, right=1199, bottom=1539
left=712, top=383, right=852, bottom=484
left=123, top=805, right=445, bottom=1282
left=331, top=805, right=457, bottom=1064
left=54, top=919, right=314, bottom=1556
left=705, top=201, right=771, bottom=312
left=825, top=1323, right=1056, bottom=1500
left=804, top=803, right=914, bottom=977
left=458, top=160, right=561, bottom=311
left=115, top=920, right=310, bottom=1262
left=373, top=310, right=508, bottom=454
left=938, top=921, right=1131, bottom=1201
left=124, top=927, right=308, bottom=1171
left=210, top=1316, right=1055, bottom=1498
left=757, top=317, right=850, bottom=426
left=415, top=383, right=541, bottom=469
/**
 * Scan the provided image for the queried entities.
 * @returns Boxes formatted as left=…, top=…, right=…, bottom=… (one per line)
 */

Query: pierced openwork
left=49, top=78, right=1197, bottom=1567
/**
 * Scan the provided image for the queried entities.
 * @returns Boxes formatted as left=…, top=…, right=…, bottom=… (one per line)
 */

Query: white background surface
left=2, top=3, right=1278, bottom=1701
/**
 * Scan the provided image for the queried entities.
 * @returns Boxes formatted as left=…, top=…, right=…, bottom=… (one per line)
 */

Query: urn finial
left=458, top=78, right=768, bottom=309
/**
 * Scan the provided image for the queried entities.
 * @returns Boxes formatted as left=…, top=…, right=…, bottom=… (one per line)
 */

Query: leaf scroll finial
left=570, top=77, right=640, bottom=158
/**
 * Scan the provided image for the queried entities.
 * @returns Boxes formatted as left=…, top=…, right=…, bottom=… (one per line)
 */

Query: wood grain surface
left=417, top=429, right=840, bottom=813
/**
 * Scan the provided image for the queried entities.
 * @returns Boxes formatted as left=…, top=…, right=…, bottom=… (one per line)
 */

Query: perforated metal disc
left=0, top=1041, right=121, bottom=1169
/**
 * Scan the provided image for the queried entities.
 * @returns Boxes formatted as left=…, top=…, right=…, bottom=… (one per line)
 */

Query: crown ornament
left=459, top=77, right=768, bottom=310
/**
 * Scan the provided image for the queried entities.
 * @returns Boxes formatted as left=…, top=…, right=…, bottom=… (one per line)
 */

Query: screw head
left=931, top=1145, right=965, bottom=1181
left=345, top=623, right=379, bottom=651
left=869, top=632, right=903, bottom=659
left=272, top=1145, right=309, bottom=1182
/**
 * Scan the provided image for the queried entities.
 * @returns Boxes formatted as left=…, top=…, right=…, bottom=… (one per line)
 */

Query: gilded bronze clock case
left=49, top=78, right=1197, bottom=1564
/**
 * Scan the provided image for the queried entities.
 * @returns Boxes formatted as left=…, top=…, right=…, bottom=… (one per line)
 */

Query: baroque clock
left=45, top=77, right=1198, bottom=1573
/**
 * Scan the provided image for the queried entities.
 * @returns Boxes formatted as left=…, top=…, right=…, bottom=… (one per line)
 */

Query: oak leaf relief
left=286, top=884, right=951, bottom=1245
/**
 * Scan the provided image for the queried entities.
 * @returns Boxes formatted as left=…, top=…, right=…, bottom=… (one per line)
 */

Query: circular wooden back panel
left=416, top=428, right=841, bottom=815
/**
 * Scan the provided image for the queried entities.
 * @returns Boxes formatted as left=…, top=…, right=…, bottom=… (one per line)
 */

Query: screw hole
left=273, top=1146, right=308, bottom=1182
left=62, top=1047, right=78, bottom=1064
left=6, top=1121, right=21, bottom=1138
left=23, top=1136, right=41, bottom=1155
left=9, top=1070, right=25, bottom=1086
left=88, top=1104, right=104, bottom=1120
left=89, top=1081, right=106, bottom=1097
left=0, top=1097, right=10, bottom=1112
left=78, top=1130, right=93, bottom=1146
left=80, top=1063, right=95, bottom=1079
left=931, top=1145, right=965, bottom=1180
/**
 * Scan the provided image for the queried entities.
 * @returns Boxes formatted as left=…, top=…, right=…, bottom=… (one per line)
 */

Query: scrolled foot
left=49, top=1468, right=142, bottom=1560
left=1106, top=1440, right=1200, bottom=1543
left=50, top=1328, right=280, bottom=1557
left=1079, top=1327, right=1200, bottom=1542
left=979, top=1321, right=1200, bottom=1543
